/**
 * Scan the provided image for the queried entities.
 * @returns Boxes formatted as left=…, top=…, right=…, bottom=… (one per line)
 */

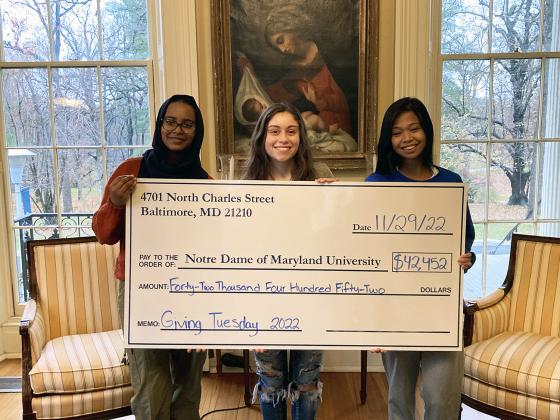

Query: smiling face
left=161, top=101, right=196, bottom=153
left=264, top=111, right=301, bottom=164
left=391, top=111, right=426, bottom=163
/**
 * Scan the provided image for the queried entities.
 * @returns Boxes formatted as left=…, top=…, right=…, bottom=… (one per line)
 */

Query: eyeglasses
left=162, top=117, right=195, bottom=132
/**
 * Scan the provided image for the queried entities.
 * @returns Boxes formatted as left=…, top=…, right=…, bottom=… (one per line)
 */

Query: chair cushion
left=30, top=329, right=130, bottom=394
left=465, top=331, right=560, bottom=403
left=464, top=376, right=560, bottom=419
left=32, top=385, right=132, bottom=419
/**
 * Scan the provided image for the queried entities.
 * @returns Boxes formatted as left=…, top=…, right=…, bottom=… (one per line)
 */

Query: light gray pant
left=382, top=350, right=463, bottom=420
left=118, top=281, right=206, bottom=420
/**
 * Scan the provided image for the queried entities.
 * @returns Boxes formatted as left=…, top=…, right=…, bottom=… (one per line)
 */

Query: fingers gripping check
left=109, top=175, right=137, bottom=207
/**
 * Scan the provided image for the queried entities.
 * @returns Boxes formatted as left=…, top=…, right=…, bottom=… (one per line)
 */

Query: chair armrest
left=472, top=288, right=505, bottom=309
left=20, top=299, right=47, bottom=366
left=20, top=298, right=37, bottom=327
left=464, top=288, right=510, bottom=346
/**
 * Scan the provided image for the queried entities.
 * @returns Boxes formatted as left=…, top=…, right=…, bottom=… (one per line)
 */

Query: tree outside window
left=439, top=0, right=560, bottom=298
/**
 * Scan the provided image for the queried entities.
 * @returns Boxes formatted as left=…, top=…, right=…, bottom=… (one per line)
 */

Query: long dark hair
left=140, top=94, right=208, bottom=179
left=244, top=102, right=316, bottom=181
left=375, top=97, right=434, bottom=175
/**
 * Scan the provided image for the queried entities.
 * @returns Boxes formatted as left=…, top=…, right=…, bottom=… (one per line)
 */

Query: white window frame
left=433, top=0, right=560, bottom=297
left=0, top=0, right=160, bottom=316
left=0, top=0, right=207, bottom=322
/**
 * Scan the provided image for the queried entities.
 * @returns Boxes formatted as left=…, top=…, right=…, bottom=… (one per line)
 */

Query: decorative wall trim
left=393, top=0, right=434, bottom=108
left=1, top=318, right=21, bottom=355
left=0, top=138, right=17, bottom=355
left=156, top=0, right=199, bottom=100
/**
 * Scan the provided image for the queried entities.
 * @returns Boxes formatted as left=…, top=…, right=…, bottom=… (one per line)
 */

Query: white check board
left=124, top=179, right=466, bottom=350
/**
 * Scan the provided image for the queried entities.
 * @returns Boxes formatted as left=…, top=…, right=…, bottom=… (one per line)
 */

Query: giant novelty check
left=124, top=179, right=467, bottom=350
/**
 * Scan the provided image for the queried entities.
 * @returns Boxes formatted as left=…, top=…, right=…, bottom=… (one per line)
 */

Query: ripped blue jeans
left=253, top=350, right=323, bottom=420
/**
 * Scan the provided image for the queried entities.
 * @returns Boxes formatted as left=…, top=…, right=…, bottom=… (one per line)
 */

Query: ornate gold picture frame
left=211, top=0, right=378, bottom=170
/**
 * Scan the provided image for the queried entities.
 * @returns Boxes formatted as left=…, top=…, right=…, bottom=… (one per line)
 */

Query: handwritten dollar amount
left=392, top=253, right=452, bottom=273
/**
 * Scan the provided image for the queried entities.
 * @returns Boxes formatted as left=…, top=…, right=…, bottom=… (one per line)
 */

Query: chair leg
left=21, top=332, right=37, bottom=420
left=360, top=350, right=367, bottom=404
left=243, top=349, right=252, bottom=407
left=215, top=349, right=222, bottom=375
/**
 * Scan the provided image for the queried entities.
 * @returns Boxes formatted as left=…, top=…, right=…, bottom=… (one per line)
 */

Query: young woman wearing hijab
left=93, top=94, right=209, bottom=420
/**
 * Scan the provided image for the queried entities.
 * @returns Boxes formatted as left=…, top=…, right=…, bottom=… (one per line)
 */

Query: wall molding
left=393, top=0, right=435, bottom=111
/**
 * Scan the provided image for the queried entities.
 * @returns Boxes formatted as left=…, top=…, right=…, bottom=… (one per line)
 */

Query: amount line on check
left=168, top=291, right=451, bottom=297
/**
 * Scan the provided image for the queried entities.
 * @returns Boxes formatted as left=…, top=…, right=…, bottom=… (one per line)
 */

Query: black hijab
left=140, top=95, right=209, bottom=179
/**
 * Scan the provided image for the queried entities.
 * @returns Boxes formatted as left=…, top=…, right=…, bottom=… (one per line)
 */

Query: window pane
left=441, top=60, right=489, bottom=140
left=13, top=227, right=59, bottom=303
left=13, top=229, right=28, bottom=302
left=56, top=149, right=103, bottom=213
left=441, top=143, right=487, bottom=221
left=464, top=223, right=483, bottom=299
left=492, top=0, right=541, bottom=53
left=2, top=69, right=50, bottom=147
left=537, top=222, right=560, bottom=237
left=538, top=142, right=560, bottom=219
left=441, top=0, right=489, bottom=54
left=1, top=0, right=49, bottom=61
left=486, top=223, right=533, bottom=293
left=54, top=68, right=100, bottom=146
left=542, top=59, right=560, bottom=138
left=50, top=0, right=99, bottom=61
left=543, top=0, right=560, bottom=52
left=8, top=149, right=36, bottom=220
left=11, top=149, right=58, bottom=218
left=488, top=143, right=534, bottom=219
left=101, top=0, right=149, bottom=60
left=102, top=67, right=150, bottom=146
left=106, top=147, right=147, bottom=176
left=59, top=226, right=94, bottom=239
left=492, top=60, right=540, bottom=140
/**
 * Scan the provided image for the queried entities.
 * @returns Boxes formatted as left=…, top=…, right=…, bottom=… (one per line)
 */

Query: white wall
left=0, top=134, right=20, bottom=359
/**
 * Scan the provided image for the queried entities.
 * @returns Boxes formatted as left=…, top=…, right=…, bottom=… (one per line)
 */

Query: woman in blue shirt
left=366, top=97, right=475, bottom=420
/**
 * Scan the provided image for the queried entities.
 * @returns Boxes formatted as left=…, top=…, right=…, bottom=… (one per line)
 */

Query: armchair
left=462, top=233, right=560, bottom=419
left=20, top=237, right=132, bottom=419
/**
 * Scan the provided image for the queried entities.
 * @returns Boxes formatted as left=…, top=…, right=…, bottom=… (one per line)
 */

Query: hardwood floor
left=0, top=359, right=495, bottom=419
left=0, top=358, right=20, bottom=376
left=0, top=358, right=22, bottom=420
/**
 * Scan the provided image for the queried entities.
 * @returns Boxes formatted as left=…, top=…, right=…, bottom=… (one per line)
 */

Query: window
left=439, top=0, right=560, bottom=298
left=0, top=0, right=152, bottom=303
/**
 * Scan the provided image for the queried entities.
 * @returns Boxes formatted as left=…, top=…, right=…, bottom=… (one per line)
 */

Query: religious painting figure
left=231, top=1, right=359, bottom=154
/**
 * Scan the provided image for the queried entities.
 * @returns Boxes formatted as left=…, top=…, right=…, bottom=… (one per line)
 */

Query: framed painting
left=211, top=0, right=378, bottom=170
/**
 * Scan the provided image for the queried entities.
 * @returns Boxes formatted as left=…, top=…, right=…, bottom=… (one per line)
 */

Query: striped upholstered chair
left=20, top=237, right=132, bottom=419
left=463, top=233, right=560, bottom=419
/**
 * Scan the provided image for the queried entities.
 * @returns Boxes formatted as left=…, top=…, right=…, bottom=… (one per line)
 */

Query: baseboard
left=321, top=364, right=385, bottom=373
left=207, top=350, right=385, bottom=374
left=0, top=352, right=21, bottom=362
left=208, top=365, right=385, bottom=374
